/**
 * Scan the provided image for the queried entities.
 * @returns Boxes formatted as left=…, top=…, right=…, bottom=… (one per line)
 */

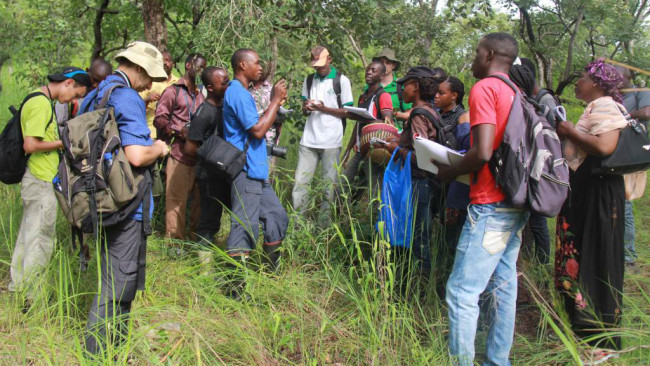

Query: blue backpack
left=377, top=148, right=414, bottom=247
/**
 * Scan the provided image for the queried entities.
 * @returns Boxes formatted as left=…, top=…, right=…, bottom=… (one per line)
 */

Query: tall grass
left=1, top=68, right=649, bottom=365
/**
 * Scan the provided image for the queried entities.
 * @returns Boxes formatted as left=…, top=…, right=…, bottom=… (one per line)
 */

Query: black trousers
left=85, top=219, right=146, bottom=355
left=195, top=176, right=231, bottom=247
left=527, top=213, right=550, bottom=264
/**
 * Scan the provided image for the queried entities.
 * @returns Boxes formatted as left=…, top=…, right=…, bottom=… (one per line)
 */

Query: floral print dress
left=555, top=155, right=625, bottom=350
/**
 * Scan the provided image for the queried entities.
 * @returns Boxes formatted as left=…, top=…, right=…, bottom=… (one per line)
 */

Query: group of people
left=5, top=30, right=648, bottom=364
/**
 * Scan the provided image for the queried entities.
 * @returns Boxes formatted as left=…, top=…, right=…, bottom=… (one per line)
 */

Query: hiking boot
left=223, top=255, right=249, bottom=301
left=21, top=298, right=32, bottom=314
left=262, top=243, right=282, bottom=273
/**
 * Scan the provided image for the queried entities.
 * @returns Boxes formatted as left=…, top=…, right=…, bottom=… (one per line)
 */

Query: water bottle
left=53, top=175, right=62, bottom=193
left=103, top=152, right=114, bottom=175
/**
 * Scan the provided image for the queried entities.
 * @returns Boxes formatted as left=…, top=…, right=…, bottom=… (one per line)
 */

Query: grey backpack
left=487, top=75, right=569, bottom=217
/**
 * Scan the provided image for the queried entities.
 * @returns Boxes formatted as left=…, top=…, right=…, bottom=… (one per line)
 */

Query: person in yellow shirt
left=140, top=50, right=178, bottom=138
left=10, top=67, right=90, bottom=311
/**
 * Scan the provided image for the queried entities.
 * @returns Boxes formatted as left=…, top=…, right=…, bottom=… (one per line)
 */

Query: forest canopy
left=1, top=0, right=649, bottom=96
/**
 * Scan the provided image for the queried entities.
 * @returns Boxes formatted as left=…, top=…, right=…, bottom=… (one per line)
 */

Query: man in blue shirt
left=222, top=49, right=288, bottom=296
left=79, top=41, right=170, bottom=355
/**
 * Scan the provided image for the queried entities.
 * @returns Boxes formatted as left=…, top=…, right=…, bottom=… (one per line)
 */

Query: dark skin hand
left=556, top=120, right=620, bottom=156
left=629, top=107, right=650, bottom=122
left=433, top=124, right=496, bottom=183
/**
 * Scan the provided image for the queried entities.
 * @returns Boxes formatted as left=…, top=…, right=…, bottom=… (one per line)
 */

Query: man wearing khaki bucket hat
left=79, top=41, right=170, bottom=356
left=372, top=47, right=413, bottom=125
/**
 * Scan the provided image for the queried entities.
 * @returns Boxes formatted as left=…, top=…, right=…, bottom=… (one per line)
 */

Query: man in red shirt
left=434, top=33, right=529, bottom=366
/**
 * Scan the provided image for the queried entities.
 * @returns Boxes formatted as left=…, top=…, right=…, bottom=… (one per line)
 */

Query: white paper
left=413, top=135, right=469, bottom=184
left=344, top=106, right=376, bottom=120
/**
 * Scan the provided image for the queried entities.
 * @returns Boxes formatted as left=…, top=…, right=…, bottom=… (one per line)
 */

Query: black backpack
left=407, top=107, right=457, bottom=150
left=393, top=82, right=406, bottom=112
left=306, top=71, right=347, bottom=131
left=0, top=92, right=54, bottom=184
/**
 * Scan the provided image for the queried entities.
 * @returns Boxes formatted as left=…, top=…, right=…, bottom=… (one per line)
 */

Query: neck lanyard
left=181, top=87, right=197, bottom=121
left=115, top=70, right=132, bottom=88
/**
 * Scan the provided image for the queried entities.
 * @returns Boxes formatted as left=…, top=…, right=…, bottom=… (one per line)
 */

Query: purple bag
left=488, top=75, right=569, bottom=217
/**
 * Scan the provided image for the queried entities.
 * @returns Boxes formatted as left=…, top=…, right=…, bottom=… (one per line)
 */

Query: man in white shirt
left=292, top=46, right=353, bottom=222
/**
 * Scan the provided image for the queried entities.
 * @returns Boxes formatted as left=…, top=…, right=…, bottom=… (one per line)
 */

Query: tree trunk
left=0, top=56, right=7, bottom=95
left=418, top=0, right=439, bottom=65
left=268, top=31, right=278, bottom=79
left=142, top=0, right=168, bottom=52
left=561, top=8, right=584, bottom=83
left=91, top=0, right=111, bottom=62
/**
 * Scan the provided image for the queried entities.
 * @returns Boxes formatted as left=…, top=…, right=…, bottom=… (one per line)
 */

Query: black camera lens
left=266, top=142, right=288, bottom=159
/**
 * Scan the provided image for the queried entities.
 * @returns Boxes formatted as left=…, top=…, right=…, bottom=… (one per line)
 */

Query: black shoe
left=21, top=299, right=32, bottom=314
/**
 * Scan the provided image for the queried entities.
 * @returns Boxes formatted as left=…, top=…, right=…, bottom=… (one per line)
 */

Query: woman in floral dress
left=555, top=59, right=629, bottom=352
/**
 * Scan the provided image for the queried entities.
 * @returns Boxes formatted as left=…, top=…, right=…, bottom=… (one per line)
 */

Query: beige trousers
left=165, top=157, right=200, bottom=240
left=9, top=168, right=58, bottom=298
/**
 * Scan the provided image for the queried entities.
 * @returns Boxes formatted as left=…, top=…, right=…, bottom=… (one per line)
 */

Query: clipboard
left=413, top=135, right=469, bottom=184
left=344, top=106, right=376, bottom=120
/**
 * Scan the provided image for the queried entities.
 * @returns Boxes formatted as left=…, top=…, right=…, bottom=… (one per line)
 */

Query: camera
left=267, top=142, right=288, bottom=159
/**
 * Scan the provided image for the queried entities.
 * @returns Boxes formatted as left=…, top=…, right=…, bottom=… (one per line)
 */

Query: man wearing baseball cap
left=293, top=45, right=353, bottom=223
left=80, top=41, right=170, bottom=355
left=9, top=66, right=90, bottom=311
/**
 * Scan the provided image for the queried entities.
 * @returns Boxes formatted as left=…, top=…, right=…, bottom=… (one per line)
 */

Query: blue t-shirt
left=222, top=79, right=268, bottom=180
left=80, top=73, right=154, bottom=221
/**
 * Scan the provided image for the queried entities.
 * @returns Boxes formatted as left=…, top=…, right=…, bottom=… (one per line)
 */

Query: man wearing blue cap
left=9, top=66, right=91, bottom=309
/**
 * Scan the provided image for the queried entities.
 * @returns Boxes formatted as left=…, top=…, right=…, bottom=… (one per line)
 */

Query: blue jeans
left=624, top=200, right=637, bottom=264
left=446, top=202, right=529, bottom=366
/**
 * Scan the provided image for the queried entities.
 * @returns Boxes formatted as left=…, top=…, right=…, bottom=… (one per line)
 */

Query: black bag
left=408, top=107, right=456, bottom=149
left=0, top=92, right=53, bottom=184
left=592, top=107, right=650, bottom=175
left=197, top=133, right=248, bottom=181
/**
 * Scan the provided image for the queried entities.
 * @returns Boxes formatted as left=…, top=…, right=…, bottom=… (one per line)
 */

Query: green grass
left=1, top=68, right=649, bottom=365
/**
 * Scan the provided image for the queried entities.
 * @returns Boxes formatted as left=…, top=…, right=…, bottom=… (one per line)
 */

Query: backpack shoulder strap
left=18, top=91, right=54, bottom=133
left=534, top=89, right=548, bottom=104
left=409, top=107, right=443, bottom=129
left=395, top=82, right=405, bottom=111
left=373, top=87, right=387, bottom=119
left=306, top=74, right=315, bottom=100
left=488, top=74, right=519, bottom=95
left=333, top=71, right=342, bottom=108
left=96, top=82, right=125, bottom=109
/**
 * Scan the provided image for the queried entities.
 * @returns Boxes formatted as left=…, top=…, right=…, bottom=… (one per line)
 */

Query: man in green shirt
left=10, top=67, right=90, bottom=310
left=372, top=48, right=413, bottom=124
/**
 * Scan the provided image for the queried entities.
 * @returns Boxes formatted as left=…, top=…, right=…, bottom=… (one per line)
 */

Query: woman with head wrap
left=554, top=59, right=627, bottom=359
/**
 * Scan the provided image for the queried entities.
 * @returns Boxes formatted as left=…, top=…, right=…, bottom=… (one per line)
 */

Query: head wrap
left=585, top=59, right=623, bottom=103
